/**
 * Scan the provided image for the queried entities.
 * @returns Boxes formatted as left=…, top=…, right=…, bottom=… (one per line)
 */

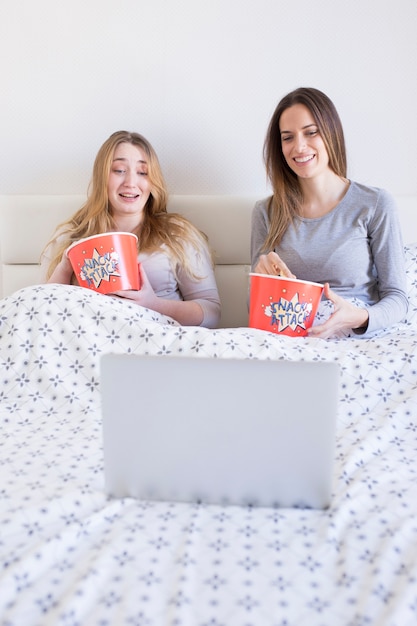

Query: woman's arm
left=112, top=243, right=221, bottom=328
left=46, top=254, right=74, bottom=284
left=310, top=189, right=408, bottom=338
left=250, top=199, right=271, bottom=271
left=41, top=233, right=74, bottom=285
left=117, top=264, right=208, bottom=326
left=362, top=190, right=408, bottom=334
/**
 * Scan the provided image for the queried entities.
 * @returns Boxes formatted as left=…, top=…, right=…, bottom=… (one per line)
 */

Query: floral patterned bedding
left=1, top=244, right=417, bottom=626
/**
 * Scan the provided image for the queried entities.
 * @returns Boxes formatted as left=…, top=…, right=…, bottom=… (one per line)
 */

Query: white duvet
left=1, top=242, right=417, bottom=626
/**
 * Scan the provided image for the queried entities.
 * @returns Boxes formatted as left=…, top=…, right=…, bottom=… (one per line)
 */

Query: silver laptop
left=100, top=354, right=339, bottom=509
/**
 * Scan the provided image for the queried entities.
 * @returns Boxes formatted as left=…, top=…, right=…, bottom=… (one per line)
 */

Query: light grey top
left=251, top=181, right=408, bottom=336
left=138, top=243, right=220, bottom=328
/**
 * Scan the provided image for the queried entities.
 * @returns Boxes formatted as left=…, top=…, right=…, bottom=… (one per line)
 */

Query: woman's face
left=279, top=103, right=330, bottom=179
left=107, top=142, right=151, bottom=226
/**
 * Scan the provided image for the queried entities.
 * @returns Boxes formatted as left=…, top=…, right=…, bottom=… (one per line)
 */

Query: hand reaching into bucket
left=254, top=252, right=296, bottom=279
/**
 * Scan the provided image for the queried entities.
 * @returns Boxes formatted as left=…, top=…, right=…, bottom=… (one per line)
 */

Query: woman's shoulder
left=348, top=180, right=395, bottom=206
left=346, top=181, right=398, bottom=227
left=254, top=195, right=272, bottom=208
left=252, top=195, right=272, bottom=217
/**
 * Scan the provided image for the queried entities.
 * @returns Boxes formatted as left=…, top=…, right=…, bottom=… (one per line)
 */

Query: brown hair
left=263, top=87, right=347, bottom=249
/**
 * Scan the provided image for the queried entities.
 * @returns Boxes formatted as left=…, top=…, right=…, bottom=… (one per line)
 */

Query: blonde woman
left=43, top=131, right=221, bottom=328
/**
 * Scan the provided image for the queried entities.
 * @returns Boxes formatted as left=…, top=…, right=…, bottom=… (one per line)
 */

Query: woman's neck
left=113, top=214, right=143, bottom=233
left=299, top=173, right=350, bottom=218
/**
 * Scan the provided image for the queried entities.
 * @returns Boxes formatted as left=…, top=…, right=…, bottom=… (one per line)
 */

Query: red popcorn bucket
left=249, top=273, right=323, bottom=337
left=66, top=232, right=140, bottom=294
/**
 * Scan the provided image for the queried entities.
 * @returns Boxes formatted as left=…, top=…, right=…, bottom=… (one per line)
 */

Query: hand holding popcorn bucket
left=66, top=232, right=140, bottom=294
left=249, top=273, right=324, bottom=337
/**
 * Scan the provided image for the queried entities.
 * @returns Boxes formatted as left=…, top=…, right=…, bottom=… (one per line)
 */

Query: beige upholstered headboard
left=0, top=194, right=416, bottom=328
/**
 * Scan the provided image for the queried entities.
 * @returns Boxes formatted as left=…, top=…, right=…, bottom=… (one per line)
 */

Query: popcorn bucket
left=66, top=232, right=140, bottom=294
left=249, top=273, right=323, bottom=337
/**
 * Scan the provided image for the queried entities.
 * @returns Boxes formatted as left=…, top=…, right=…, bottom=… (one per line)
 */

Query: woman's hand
left=109, top=264, right=205, bottom=325
left=307, top=283, right=369, bottom=339
left=110, top=264, right=159, bottom=309
left=254, top=252, right=296, bottom=278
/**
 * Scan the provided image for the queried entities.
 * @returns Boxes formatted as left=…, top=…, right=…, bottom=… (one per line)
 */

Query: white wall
left=1, top=0, right=416, bottom=196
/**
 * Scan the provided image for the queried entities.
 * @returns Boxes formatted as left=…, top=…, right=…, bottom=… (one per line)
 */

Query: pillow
left=403, top=243, right=417, bottom=324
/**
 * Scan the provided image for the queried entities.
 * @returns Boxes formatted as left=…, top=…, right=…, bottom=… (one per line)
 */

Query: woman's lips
left=294, top=154, right=315, bottom=164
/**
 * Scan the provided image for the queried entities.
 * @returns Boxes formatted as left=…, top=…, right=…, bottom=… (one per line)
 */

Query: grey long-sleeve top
left=251, top=181, right=408, bottom=336
left=138, top=242, right=220, bottom=329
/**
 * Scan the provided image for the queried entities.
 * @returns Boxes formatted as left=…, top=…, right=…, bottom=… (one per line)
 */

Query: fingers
left=60, top=251, right=73, bottom=268
left=138, top=262, right=149, bottom=286
left=255, top=253, right=296, bottom=278
left=279, top=265, right=296, bottom=279
left=308, top=326, right=336, bottom=340
left=323, top=282, right=341, bottom=305
left=308, top=289, right=369, bottom=339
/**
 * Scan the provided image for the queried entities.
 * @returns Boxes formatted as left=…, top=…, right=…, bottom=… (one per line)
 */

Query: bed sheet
left=1, top=258, right=417, bottom=625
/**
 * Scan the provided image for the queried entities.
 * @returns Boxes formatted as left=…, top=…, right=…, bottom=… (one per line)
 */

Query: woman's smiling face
left=107, top=142, right=151, bottom=223
left=279, top=103, right=330, bottom=179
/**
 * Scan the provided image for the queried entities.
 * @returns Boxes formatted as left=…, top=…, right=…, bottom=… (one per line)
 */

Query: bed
left=1, top=194, right=417, bottom=626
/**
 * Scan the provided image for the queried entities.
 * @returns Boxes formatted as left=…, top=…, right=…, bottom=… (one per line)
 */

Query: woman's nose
left=124, top=170, right=136, bottom=186
left=295, top=133, right=306, bottom=151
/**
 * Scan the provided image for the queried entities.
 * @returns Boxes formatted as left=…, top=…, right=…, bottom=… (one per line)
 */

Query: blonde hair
left=44, top=131, right=213, bottom=279
left=263, top=87, right=347, bottom=250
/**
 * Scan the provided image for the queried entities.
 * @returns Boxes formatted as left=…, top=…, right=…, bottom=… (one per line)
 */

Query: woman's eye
left=138, top=171, right=148, bottom=176
left=281, top=136, right=292, bottom=142
left=113, top=169, right=125, bottom=174
left=306, top=130, right=318, bottom=137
